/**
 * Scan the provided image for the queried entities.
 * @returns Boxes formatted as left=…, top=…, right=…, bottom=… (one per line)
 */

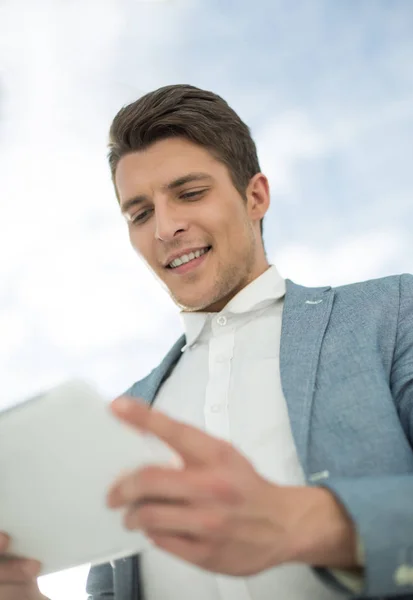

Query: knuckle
left=215, top=479, right=234, bottom=500
left=138, top=466, right=160, bottom=487
left=138, top=505, right=157, bottom=525
left=202, top=513, right=226, bottom=534
left=207, top=473, right=240, bottom=504
left=124, top=508, right=138, bottom=529
left=215, top=441, right=233, bottom=464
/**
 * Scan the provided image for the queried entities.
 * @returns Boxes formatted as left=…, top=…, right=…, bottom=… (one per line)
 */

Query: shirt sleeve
left=329, top=535, right=365, bottom=593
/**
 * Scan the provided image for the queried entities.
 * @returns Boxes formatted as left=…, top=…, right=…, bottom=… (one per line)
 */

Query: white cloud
left=275, top=229, right=408, bottom=287
left=257, top=110, right=325, bottom=197
left=257, top=94, right=413, bottom=203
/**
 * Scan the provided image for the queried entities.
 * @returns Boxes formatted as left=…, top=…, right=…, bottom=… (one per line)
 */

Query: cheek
left=128, top=226, right=146, bottom=251
left=128, top=231, right=150, bottom=262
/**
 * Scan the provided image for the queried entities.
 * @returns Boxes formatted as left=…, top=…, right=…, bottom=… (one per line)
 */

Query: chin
left=176, top=299, right=207, bottom=312
left=173, top=293, right=211, bottom=312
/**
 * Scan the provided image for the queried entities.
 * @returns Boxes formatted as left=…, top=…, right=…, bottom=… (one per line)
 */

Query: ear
left=246, top=173, right=270, bottom=223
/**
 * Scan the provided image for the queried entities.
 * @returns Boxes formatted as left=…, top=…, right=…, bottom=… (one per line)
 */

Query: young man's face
left=115, top=137, right=270, bottom=312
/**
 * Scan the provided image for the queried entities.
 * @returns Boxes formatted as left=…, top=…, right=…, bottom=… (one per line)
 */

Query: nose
left=154, top=203, right=188, bottom=242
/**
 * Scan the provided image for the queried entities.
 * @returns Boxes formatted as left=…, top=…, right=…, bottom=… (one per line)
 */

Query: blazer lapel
left=131, top=335, right=186, bottom=406
left=280, top=279, right=335, bottom=476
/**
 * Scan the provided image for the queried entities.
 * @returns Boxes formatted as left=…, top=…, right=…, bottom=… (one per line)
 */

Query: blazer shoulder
left=287, top=273, right=411, bottom=305
left=287, top=274, right=412, bottom=325
left=325, top=275, right=413, bottom=334
left=332, top=273, right=412, bottom=304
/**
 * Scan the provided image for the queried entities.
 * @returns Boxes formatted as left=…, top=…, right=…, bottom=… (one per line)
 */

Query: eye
left=130, top=209, right=152, bottom=224
left=180, top=189, right=206, bottom=200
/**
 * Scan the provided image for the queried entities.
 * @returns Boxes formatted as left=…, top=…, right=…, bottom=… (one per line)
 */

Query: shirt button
left=216, top=315, right=227, bottom=326
left=211, top=404, right=221, bottom=413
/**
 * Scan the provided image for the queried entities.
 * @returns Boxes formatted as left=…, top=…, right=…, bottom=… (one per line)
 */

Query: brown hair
left=108, top=84, right=264, bottom=235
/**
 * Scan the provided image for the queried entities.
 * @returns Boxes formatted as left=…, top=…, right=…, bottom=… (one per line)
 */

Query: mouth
left=165, top=246, right=212, bottom=275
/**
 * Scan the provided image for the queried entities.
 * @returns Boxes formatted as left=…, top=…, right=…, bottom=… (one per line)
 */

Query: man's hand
left=107, top=397, right=359, bottom=576
left=0, top=534, right=46, bottom=600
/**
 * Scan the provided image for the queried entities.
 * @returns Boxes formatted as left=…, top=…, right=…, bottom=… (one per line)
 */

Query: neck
left=201, top=259, right=271, bottom=313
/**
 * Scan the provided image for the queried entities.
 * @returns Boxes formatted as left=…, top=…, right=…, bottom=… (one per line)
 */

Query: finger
left=111, top=397, right=232, bottom=466
left=124, top=502, right=227, bottom=540
left=0, top=558, right=41, bottom=583
left=107, top=465, right=241, bottom=509
left=148, top=533, right=210, bottom=567
left=108, top=466, right=194, bottom=508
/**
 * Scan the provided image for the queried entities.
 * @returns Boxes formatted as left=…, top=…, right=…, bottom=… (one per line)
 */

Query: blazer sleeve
left=86, top=562, right=114, bottom=599
left=313, top=274, right=413, bottom=598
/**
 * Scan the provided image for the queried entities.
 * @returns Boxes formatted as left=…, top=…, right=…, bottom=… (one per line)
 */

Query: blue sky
left=1, top=0, right=412, bottom=597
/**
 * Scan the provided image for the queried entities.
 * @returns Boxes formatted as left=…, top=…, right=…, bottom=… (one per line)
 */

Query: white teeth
left=169, top=247, right=209, bottom=268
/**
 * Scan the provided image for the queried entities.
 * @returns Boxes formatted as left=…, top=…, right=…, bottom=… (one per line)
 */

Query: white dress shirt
left=140, top=265, right=346, bottom=600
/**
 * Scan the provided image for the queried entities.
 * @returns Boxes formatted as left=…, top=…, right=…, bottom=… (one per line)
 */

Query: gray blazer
left=87, top=274, right=413, bottom=600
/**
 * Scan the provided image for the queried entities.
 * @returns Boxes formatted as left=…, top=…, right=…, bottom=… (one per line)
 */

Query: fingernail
left=0, top=532, right=9, bottom=547
left=23, top=561, right=41, bottom=577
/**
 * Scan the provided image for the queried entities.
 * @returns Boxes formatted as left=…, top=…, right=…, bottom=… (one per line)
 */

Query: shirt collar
left=180, top=265, right=286, bottom=350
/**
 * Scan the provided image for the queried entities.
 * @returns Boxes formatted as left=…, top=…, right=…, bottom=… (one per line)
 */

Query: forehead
left=115, top=138, right=223, bottom=201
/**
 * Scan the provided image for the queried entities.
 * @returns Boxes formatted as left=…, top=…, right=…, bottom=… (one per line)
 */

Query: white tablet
left=0, top=380, right=177, bottom=575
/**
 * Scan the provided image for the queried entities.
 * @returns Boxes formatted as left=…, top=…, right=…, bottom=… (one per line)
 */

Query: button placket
left=216, top=315, right=227, bottom=326
left=204, top=330, right=234, bottom=441
left=215, top=354, right=227, bottom=363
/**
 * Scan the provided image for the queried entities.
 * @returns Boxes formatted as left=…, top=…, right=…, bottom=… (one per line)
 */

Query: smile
left=167, top=246, right=211, bottom=275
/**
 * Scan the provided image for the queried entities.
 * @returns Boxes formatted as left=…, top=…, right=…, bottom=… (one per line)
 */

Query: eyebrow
left=120, top=172, right=213, bottom=215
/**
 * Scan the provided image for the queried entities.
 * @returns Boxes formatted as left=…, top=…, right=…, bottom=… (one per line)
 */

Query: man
left=1, top=84, right=410, bottom=600
left=87, top=84, right=413, bottom=600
